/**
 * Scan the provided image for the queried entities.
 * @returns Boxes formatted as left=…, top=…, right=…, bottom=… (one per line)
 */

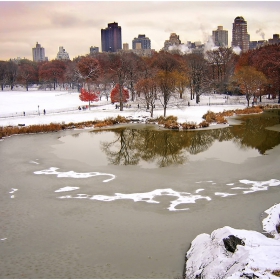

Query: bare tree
left=184, top=53, right=209, bottom=104
left=107, top=52, right=132, bottom=111
left=205, top=47, right=237, bottom=94
left=75, top=56, right=101, bottom=91
left=135, top=77, right=158, bottom=117
left=151, top=51, right=181, bottom=116
left=0, top=61, right=8, bottom=91
left=231, top=66, right=268, bottom=107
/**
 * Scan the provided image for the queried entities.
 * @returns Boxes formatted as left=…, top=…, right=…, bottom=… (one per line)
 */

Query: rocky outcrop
left=223, top=235, right=245, bottom=253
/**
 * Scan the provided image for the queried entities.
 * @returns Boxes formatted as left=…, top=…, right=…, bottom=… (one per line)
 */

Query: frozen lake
left=0, top=111, right=280, bottom=278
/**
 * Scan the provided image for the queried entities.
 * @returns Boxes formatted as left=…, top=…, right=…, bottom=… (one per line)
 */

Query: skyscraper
left=163, top=33, right=181, bottom=50
left=231, top=16, right=250, bottom=52
left=90, top=46, right=99, bottom=55
left=32, top=42, right=47, bottom=62
left=101, top=22, right=122, bottom=52
left=132, top=34, right=151, bottom=50
left=212, top=26, right=228, bottom=47
left=56, top=46, right=70, bottom=60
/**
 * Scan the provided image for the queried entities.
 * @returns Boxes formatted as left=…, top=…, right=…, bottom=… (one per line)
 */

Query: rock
left=223, top=235, right=245, bottom=253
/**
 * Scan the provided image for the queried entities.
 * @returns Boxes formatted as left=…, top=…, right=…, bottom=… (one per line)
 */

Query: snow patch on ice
left=58, top=188, right=212, bottom=211
left=9, top=188, right=18, bottom=198
left=55, top=186, right=80, bottom=192
left=29, top=160, right=40, bottom=164
left=34, top=167, right=115, bottom=182
left=239, top=179, right=280, bottom=194
left=215, top=192, right=236, bottom=197
left=195, top=188, right=204, bottom=193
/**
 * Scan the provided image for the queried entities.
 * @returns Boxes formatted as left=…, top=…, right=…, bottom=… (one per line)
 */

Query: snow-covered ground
left=0, top=89, right=247, bottom=127
left=1, top=89, right=280, bottom=279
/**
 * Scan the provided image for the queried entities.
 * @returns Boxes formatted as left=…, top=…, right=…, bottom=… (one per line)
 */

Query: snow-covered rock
left=185, top=203, right=280, bottom=279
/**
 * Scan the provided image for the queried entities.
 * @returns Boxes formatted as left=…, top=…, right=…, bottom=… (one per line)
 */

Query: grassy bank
left=1, top=104, right=280, bottom=139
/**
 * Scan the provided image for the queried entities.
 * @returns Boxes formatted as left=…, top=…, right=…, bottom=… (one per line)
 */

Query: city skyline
left=0, top=1, right=280, bottom=60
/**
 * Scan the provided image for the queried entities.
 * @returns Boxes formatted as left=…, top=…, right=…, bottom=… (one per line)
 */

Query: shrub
left=156, top=115, right=178, bottom=125
left=216, top=115, right=228, bottom=124
left=115, top=115, right=129, bottom=123
left=272, top=270, right=280, bottom=277
left=181, top=122, right=198, bottom=130
left=202, top=111, right=217, bottom=123
left=164, top=120, right=179, bottom=129
left=198, top=121, right=210, bottom=128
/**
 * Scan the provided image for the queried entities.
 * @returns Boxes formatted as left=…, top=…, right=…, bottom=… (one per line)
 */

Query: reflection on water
left=95, top=110, right=280, bottom=167
left=52, top=110, right=280, bottom=168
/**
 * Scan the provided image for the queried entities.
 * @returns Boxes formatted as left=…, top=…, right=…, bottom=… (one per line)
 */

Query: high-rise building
left=163, top=33, right=181, bottom=50
left=32, top=42, right=47, bottom=62
left=132, top=34, right=151, bottom=50
left=268, top=34, right=280, bottom=45
left=90, top=46, right=99, bottom=55
left=212, top=26, right=228, bottom=47
left=231, top=16, right=250, bottom=52
left=56, top=46, right=70, bottom=60
left=101, top=22, right=122, bottom=52
left=123, top=43, right=129, bottom=50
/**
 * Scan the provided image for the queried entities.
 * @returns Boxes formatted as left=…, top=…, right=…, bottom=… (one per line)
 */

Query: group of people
left=115, top=104, right=132, bottom=109
left=78, top=106, right=87, bottom=110
left=23, top=109, right=46, bottom=116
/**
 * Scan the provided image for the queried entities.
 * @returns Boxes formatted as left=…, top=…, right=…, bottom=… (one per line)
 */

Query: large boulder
left=223, top=234, right=245, bottom=253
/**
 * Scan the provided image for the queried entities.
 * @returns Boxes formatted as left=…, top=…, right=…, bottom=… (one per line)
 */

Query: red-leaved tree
left=110, top=84, right=129, bottom=103
left=79, top=88, right=100, bottom=110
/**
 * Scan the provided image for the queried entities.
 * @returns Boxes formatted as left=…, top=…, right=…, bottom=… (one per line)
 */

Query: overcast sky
left=1, top=1, right=279, bottom=61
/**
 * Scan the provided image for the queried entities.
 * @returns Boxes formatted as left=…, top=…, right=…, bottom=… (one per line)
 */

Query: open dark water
left=0, top=110, right=280, bottom=278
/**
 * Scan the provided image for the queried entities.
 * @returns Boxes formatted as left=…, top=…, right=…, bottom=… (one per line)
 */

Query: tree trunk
left=163, top=105, right=167, bottom=117
left=196, top=94, right=200, bottom=104
left=246, top=97, right=250, bottom=107
left=150, top=106, right=154, bottom=118
left=119, top=86, right=123, bottom=111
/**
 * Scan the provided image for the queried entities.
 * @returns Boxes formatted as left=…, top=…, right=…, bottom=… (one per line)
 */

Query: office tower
left=268, top=34, right=280, bottom=45
left=56, top=46, right=70, bottom=60
left=90, top=46, right=99, bottom=55
left=212, top=26, right=228, bottom=47
left=101, top=22, right=122, bottom=52
left=163, top=33, right=181, bottom=50
left=231, top=16, right=250, bottom=52
left=123, top=43, right=129, bottom=50
left=32, top=42, right=46, bottom=62
left=132, top=34, right=151, bottom=50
